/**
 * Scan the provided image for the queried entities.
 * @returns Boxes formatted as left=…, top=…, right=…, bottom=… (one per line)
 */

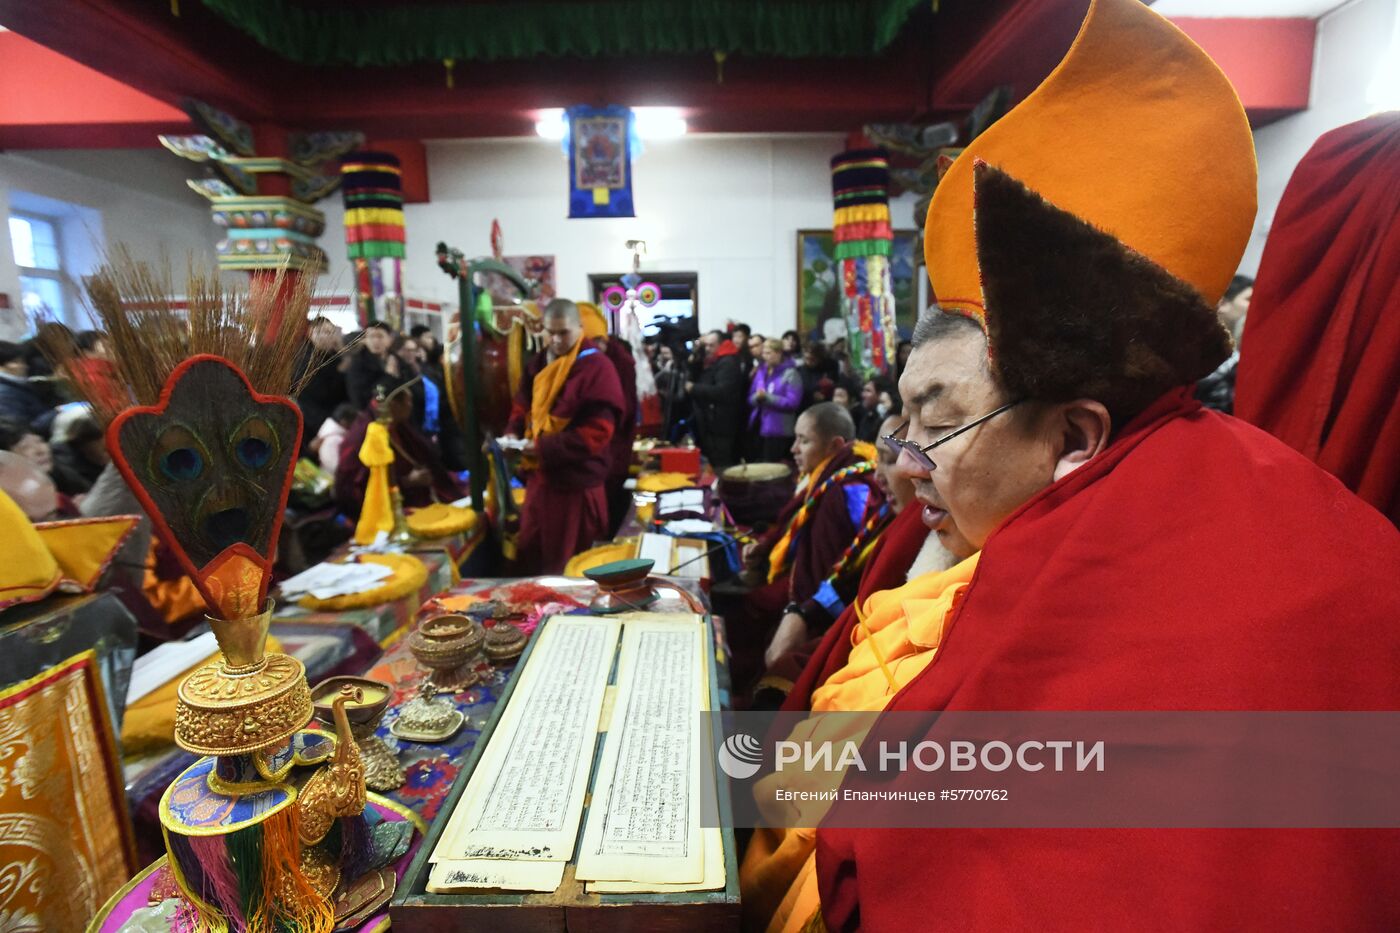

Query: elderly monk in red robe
left=742, top=414, right=980, bottom=931
left=785, top=1, right=1400, bottom=930
left=1235, top=113, right=1400, bottom=528
left=504, top=298, right=625, bottom=575
left=718, top=402, right=886, bottom=704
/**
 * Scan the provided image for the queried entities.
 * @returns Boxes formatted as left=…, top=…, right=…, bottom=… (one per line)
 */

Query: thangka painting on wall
left=567, top=106, right=635, bottom=218
left=797, top=229, right=923, bottom=344
left=486, top=255, right=558, bottom=305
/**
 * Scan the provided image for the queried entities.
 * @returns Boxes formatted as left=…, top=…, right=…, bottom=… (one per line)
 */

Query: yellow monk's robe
left=740, top=552, right=981, bottom=933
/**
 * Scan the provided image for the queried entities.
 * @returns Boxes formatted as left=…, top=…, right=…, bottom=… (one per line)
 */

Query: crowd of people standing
left=648, top=323, right=910, bottom=470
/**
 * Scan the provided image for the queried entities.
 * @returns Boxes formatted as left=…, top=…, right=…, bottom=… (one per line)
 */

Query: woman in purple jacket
left=748, top=338, right=802, bottom=462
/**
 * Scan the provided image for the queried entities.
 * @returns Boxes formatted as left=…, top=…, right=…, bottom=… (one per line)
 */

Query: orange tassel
left=253, top=805, right=334, bottom=933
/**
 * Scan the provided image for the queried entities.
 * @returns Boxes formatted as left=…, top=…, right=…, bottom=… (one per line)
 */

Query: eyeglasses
left=881, top=400, right=1022, bottom=471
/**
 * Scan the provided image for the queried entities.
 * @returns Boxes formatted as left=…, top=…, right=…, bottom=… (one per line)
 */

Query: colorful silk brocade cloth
left=342, top=150, right=406, bottom=327
left=0, top=650, right=135, bottom=929
left=831, top=148, right=898, bottom=378
left=567, top=105, right=636, bottom=218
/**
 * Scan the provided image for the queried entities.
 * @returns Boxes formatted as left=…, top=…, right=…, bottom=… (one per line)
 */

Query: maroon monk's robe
left=777, top=504, right=930, bottom=711
left=817, top=389, right=1400, bottom=931
left=722, top=442, right=884, bottom=701
left=505, top=340, right=625, bottom=575
left=601, top=337, right=638, bottom=536
left=334, top=411, right=463, bottom=515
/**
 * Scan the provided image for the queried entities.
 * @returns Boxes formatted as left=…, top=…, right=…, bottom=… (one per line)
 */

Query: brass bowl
left=408, top=614, right=485, bottom=689
left=483, top=620, right=527, bottom=664
left=309, top=676, right=393, bottom=742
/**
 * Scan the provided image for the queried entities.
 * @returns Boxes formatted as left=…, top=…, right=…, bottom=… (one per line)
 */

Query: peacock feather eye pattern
left=152, top=424, right=211, bottom=485
left=231, top=416, right=280, bottom=472
left=112, top=357, right=302, bottom=574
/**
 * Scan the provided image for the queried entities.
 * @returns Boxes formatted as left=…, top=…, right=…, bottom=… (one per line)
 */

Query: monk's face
left=544, top=313, right=582, bottom=359
left=896, top=328, right=1060, bottom=549
left=875, top=414, right=916, bottom=513
left=791, top=413, right=842, bottom=475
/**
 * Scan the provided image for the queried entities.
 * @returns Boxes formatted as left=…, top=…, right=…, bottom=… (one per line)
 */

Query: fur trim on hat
left=973, top=161, right=1232, bottom=426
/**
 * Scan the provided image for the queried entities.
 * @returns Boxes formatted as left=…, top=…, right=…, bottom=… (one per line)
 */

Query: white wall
left=3, top=135, right=896, bottom=342
left=0, top=148, right=218, bottom=339
left=344, top=134, right=921, bottom=340
left=1239, top=0, right=1398, bottom=274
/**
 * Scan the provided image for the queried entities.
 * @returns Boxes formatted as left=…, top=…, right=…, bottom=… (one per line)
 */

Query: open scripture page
left=428, top=615, right=620, bottom=892
left=576, top=620, right=709, bottom=887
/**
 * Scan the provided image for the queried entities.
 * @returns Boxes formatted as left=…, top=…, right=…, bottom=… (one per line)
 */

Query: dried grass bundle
left=77, top=246, right=316, bottom=424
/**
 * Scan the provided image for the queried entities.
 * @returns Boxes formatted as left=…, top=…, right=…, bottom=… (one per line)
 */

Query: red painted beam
left=932, top=0, right=1089, bottom=109
left=0, top=32, right=192, bottom=148
left=928, top=0, right=1312, bottom=129
left=1171, top=17, right=1314, bottom=115
left=0, top=0, right=282, bottom=118
left=0, top=0, right=955, bottom=143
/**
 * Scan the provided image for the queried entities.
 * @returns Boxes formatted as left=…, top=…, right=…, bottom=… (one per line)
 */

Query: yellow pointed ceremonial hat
left=925, top=0, right=1257, bottom=320
left=578, top=300, right=609, bottom=340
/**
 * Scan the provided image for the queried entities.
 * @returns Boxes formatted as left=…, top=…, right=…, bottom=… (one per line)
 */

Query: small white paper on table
left=127, top=632, right=218, bottom=704
left=638, top=532, right=675, bottom=571
left=656, top=488, right=705, bottom=514
left=278, top=561, right=394, bottom=600
left=662, top=518, right=716, bottom=535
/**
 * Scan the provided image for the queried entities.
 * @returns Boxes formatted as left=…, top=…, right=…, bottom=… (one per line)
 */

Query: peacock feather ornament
left=77, top=253, right=411, bottom=933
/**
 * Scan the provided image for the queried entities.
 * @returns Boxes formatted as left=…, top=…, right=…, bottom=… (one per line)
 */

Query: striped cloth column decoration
left=831, top=148, right=897, bottom=378
left=342, top=150, right=407, bottom=328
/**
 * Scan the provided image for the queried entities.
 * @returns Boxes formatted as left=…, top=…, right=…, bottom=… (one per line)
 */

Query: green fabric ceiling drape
left=197, top=0, right=925, bottom=66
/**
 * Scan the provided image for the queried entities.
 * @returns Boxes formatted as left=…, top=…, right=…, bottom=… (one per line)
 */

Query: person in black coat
left=685, top=330, right=745, bottom=469
left=293, top=316, right=350, bottom=450
left=0, top=341, right=52, bottom=432
left=346, top=321, right=396, bottom=410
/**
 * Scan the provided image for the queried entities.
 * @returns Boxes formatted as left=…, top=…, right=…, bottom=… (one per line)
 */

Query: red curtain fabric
left=1235, top=113, right=1400, bottom=527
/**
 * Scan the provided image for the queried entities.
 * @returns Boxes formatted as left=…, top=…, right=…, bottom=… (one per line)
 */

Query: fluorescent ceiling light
left=534, top=106, right=687, bottom=140
left=634, top=107, right=688, bottom=139
left=535, top=108, right=566, bottom=140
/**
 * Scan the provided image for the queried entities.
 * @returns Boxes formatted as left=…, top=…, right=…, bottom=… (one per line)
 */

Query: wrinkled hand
left=765, top=612, right=808, bottom=669
left=754, top=390, right=768, bottom=403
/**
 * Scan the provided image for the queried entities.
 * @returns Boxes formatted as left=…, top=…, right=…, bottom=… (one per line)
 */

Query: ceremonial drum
left=719, top=462, right=794, bottom=526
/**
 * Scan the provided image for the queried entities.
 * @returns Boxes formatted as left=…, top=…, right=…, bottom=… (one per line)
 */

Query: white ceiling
left=1151, top=0, right=1352, bottom=16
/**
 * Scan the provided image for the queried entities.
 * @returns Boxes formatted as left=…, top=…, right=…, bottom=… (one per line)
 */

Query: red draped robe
left=1235, top=112, right=1400, bottom=528
left=506, top=339, right=625, bottom=575
left=817, top=389, right=1400, bottom=931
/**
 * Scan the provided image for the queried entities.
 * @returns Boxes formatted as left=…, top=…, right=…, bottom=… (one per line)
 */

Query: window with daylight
left=8, top=212, right=68, bottom=322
